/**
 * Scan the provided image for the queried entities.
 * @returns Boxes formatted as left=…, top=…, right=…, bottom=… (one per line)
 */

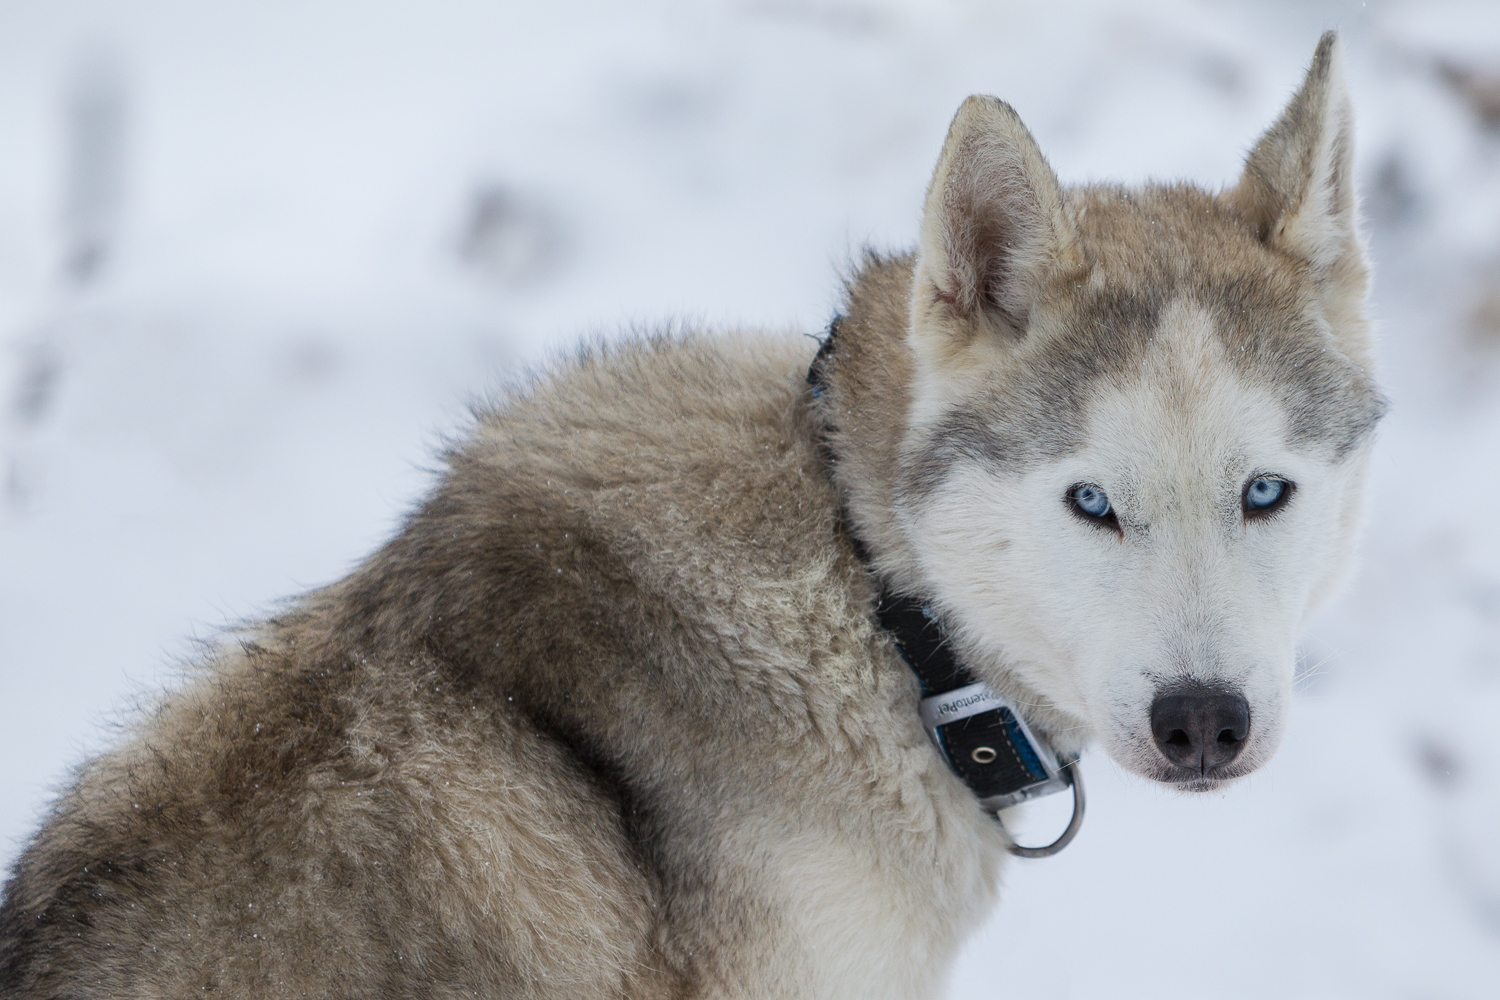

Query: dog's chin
left=1156, top=774, right=1227, bottom=794
left=1144, top=763, right=1256, bottom=793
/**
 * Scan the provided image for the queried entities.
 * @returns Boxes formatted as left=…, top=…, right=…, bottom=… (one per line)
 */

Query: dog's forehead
left=1043, top=186, right=1384, bottom=458
left=1080, top=299, right=1289, bottom=465
left=906, top=186, right=1383, bottom=494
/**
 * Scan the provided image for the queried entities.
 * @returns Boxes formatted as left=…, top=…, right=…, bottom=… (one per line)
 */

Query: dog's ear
left=912, top=96, right=1082, bottom=361
left=1227, top=33, right=1356, bottom=271
left=1226, top=33, right=1370, bottom=361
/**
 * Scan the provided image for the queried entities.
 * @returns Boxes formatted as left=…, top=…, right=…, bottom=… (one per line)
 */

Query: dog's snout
left=1149, top=687, right=1250, bottom=774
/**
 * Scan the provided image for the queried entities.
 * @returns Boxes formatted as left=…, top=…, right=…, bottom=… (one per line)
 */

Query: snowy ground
left=2, top=1, right=1498, bottom=996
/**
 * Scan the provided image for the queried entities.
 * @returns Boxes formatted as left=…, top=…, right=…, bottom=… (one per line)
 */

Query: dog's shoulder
left=466, top=329, right=825, bottom=515
left=442, top=329, right=851, bottom=644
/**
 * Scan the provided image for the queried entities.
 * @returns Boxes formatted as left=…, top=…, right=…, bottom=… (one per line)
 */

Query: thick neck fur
left=810, top=251, right=926, bottom=592
left=807, top=253, right=1084, bottom=750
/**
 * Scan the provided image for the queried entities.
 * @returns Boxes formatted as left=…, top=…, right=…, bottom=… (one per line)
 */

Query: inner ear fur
left=1225, top=32, right=1371, bottom=361
left=912, top=95, right=1083, bottom=358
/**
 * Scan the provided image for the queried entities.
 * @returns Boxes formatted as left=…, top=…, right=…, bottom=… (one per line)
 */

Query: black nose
left=1149, top=687, right=1251, bottom=773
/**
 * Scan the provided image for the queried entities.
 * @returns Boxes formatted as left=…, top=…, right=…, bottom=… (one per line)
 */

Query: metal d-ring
left=1003, top=759, right=1085, bottom=859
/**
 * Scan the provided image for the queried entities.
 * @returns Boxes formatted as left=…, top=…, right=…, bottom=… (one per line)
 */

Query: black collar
left=807, top=316, right=1084, bottom=855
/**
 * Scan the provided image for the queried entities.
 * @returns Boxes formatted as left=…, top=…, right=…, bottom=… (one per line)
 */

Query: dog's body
left=0, top=35, right=1382, bottom=998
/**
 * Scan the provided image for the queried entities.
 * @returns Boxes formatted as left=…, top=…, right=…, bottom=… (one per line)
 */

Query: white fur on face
left=902, top=300, right=1371, bottom=788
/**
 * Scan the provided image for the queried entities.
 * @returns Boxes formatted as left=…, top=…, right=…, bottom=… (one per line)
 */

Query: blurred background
left=1, top=0, right=1497, bottom=995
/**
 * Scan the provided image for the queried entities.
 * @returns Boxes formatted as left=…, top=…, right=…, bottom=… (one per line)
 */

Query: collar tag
left=918, top=681, right=1074, bottom=812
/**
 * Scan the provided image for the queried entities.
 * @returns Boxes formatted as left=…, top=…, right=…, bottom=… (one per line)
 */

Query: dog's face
left=898, top=36, right=1382, bottom=789
left=904, top=295, right=1379, bottom=789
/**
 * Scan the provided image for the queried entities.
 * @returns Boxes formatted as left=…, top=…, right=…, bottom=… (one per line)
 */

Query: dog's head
left=896, top=34, right=1384, bottom=790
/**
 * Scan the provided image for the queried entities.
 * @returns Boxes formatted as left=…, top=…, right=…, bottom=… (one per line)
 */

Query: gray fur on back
left=0, top=332, right=1003, bottom=998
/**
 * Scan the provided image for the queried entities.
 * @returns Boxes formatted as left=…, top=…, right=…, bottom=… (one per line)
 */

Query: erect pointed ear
left=912, top=96, right=1082, bottom=359
left=1225, top=33, right=1367, bottom=312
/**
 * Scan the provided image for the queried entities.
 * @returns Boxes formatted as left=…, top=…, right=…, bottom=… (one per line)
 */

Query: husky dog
left=0, top=33, right=1381, bottom=999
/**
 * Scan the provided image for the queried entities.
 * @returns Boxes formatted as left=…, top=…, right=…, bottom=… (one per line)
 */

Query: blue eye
left=1243, top=475, right=1291, bottom=514
left=1068, top=483, right=1114, bottom=521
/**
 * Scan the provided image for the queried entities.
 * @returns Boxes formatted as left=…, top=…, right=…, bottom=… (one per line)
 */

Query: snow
left=2, top=1, right=1497, bottom=995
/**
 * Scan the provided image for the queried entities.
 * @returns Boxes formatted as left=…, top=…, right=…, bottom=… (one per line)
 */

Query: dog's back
left=2, top=334, right=961, bottom=998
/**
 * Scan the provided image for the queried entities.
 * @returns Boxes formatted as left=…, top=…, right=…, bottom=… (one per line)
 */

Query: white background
left=2, top=1, right=1498, bottom=996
